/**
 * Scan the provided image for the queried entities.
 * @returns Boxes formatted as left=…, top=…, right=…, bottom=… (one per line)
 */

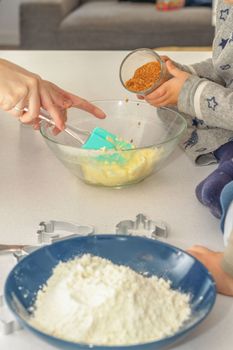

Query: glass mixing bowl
left=40, top=100, right=187, bottom=188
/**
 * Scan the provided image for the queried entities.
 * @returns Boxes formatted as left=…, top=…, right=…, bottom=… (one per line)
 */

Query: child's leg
left=214, top=141, right=233, bottom=164
left=196, top=161, right=233, bottom=218
left=196, top=141, right=233, bottom=218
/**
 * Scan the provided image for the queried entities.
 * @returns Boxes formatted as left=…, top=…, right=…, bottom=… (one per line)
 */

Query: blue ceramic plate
left=4, top=235, right=216, bottom=350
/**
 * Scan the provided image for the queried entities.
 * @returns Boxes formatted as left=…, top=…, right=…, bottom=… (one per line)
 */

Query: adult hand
left=138, top=60, right=190, bottom=107
left=187, top=245, right=233, bottom=296
left=37, top=80, right=106, bottom=135
left=0, top=59, right=106, bottom=134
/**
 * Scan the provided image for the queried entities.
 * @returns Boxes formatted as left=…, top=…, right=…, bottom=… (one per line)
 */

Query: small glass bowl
left=119, top=48, right=167, bottom=96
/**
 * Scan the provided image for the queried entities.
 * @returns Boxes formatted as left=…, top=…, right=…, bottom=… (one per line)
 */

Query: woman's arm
left=0, top=59, right=105, bottom=133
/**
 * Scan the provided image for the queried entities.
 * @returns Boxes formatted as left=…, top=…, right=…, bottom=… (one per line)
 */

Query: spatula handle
left=38, top=110, right=84, bottom=145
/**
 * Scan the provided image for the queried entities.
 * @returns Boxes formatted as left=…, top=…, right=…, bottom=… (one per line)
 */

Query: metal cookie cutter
left=37, top=220, right=94, bottom=244
left=0, top=220, right=95, bottom=333
left=6, top=220, right=94, bottom=261
left=116, top=213, right=168, bottom=239
left=0, top=294, right=22, bottom=335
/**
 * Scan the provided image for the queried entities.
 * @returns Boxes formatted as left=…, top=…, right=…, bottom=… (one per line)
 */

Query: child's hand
left=187, top=245, right=233, bottom=296
left=139, top=60, right=190, bottom=107
left=160, top=55, right=171, bottom=63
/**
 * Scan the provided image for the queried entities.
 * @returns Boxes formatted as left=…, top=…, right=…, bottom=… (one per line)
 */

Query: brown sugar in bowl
left=125, top=61, right=162, bottom=92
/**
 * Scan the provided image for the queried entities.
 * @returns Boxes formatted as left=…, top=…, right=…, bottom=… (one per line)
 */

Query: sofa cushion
left=59, top=1, right=214, bottom=49
left=186, top=0, right=212, bottom=6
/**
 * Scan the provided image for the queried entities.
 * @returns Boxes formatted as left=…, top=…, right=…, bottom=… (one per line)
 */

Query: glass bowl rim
left=39, top=100, right=187, bottom=152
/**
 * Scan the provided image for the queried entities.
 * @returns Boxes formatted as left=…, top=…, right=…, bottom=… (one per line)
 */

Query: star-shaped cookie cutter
left=116, top=213, right=168, bottom=239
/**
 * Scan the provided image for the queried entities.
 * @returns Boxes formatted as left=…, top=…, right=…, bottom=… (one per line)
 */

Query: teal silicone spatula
left=81, top=127, right=133, bottom=151
left=38, top=109, right=133, bottom=152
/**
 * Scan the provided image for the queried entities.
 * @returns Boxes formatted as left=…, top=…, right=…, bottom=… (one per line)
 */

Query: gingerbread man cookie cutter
left=0, top=220, right=94, bottom=261
left=116, top=213, right=168, bottom=239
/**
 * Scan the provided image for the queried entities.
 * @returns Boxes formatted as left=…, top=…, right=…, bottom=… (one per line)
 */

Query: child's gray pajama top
left=177, top=0, right=233, bottom=165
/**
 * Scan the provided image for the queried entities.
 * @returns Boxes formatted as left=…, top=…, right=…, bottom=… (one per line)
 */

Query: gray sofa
left=20, top=0, right=215, bottom=50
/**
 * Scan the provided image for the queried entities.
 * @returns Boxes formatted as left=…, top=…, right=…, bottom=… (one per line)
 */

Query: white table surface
left=0, top=50, right=232, bottom=350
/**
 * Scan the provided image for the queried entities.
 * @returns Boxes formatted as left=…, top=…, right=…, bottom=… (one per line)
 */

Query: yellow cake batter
left=80, top=147, right=163, bottom=187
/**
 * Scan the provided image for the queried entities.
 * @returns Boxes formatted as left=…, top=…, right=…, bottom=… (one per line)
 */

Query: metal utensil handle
left=62, top=126, right=85, bottom=145
left=38, top=111, right=84, bottom=145
left=0, top=244, right=28, bottom=254
left=38, top=108, right=89, bottom=135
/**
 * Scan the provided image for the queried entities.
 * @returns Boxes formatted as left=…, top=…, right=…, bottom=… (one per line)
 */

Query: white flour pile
left=30, top=254, right=191, bottom=345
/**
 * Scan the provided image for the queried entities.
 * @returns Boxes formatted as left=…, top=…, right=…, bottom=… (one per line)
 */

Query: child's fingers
left=187, top=245, right=211, bottom=254
left=166, top=60, right=190, bottom=80
left=146, top=86, right=167, bottom=101
left=145, top=90, right=170, bottom=107
left=186, top=250, right=201, bottom=260
left=147, top=99, right=169, bottom=108
left=160, top=55, right=170, bottom=62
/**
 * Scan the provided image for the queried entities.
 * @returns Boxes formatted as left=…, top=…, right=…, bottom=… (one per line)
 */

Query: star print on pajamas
left=220, top=9, right=229, bottom=21
left=207, top=97, right=218, bottom=111
left=219, top=38, right=229, bottom=50
left=220, top=64, right=231, bottom=70
left=184, top=130, right=198, bottom=149
left=192, top=117, right=205, bottom=128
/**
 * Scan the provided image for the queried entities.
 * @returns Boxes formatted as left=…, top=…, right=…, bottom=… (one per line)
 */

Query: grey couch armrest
left=20, top=0, right=81, bottom=49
